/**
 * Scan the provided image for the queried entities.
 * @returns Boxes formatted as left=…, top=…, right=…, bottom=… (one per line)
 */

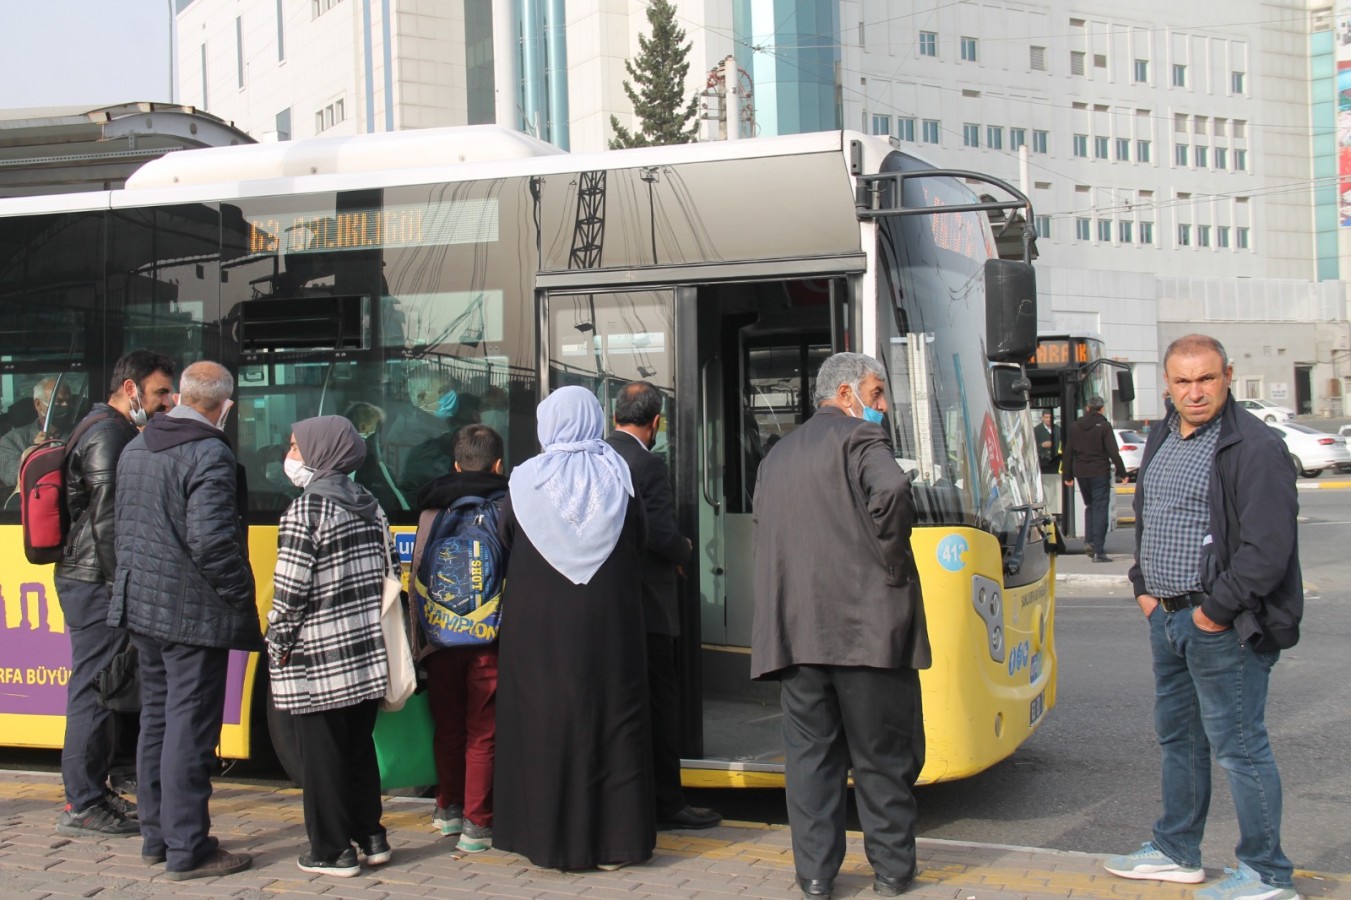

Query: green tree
left=609, top=0, right=699, bottom=149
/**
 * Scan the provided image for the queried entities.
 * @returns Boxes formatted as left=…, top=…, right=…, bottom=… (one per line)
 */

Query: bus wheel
left=265, top=684, right=304, bottom=786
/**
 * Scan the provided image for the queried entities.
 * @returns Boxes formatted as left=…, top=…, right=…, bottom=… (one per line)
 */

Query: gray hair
left=179, top=361, right=234, bottom=408
left=812, top=352, right=886, bottom=406
left=32, top=376, right=58, bottom=402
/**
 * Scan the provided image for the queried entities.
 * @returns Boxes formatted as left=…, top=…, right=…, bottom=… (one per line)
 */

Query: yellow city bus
left=0, top=126, right=1054, bottom=786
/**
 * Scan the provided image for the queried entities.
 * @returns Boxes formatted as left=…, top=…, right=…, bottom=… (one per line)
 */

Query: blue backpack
left=413, top=493, right=505, bottom=647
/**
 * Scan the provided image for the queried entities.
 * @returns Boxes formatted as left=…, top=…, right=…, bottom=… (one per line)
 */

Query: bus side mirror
left=984, top=259, right=1037, bottom=363
left=990, top=363, right=1031, bottom=410
left=1117, top=369, right=1136, bottom=404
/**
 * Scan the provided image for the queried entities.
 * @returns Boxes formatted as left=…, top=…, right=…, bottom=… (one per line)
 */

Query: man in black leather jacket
left=54, top=350, right=176, bottom=838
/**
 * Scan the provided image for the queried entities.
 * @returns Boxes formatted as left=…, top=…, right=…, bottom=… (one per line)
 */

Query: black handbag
left=94, top=643, right=141, bottom=713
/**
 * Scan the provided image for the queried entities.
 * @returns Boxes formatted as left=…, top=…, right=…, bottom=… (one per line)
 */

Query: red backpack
left=17, top=411, right=118, bottom=565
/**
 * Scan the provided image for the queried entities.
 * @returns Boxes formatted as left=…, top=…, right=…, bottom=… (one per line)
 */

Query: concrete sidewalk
left=1, top=771, right=1346, bottom=898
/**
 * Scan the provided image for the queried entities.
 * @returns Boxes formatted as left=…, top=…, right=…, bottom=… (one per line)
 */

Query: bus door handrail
left=700, top=356, right=720, bottom=512
left=1002, top=503, right=1050, bottom=577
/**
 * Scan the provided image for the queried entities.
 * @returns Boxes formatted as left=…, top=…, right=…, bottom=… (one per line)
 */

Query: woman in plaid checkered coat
left=265, top=415, right=397, bottom=877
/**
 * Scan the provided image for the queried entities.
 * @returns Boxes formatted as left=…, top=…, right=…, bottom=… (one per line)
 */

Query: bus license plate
left=1029, top=690, right=1046, bottom=727
left=1029, top=651, right=1042, bottom=684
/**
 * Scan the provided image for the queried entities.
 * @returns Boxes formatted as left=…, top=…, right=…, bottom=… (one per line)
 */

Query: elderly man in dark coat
left=751, top=352, right=930, bottom=900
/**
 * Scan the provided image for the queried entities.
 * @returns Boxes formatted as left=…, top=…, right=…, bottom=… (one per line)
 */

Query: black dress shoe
left=797, top=876, right=833, bottom=898
left=1092, top=554, right=1114, bottom=563
left=660, top=805, right=723, bottom=829
left=873, top=872, right=914, bottom=896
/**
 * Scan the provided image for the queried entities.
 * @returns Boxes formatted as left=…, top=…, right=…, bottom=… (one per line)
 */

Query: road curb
left=1058, top=572, right=1130, bottom=588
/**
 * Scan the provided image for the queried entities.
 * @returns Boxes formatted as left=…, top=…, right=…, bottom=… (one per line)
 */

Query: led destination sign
left=248, top=198, right=499, bottom=255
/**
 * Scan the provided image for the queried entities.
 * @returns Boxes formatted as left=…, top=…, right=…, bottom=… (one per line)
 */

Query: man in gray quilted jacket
left=109, top=361, right=260, bottom=882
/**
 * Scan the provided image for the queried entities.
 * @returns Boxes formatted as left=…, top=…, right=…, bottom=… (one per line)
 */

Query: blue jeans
left=1077, top=476, right=1111, bottom=553
left=1148, top=606, right=1293, bottom=887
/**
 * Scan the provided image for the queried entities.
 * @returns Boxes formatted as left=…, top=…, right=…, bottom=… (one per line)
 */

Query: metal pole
left=166, top=0, right=174, bottom=102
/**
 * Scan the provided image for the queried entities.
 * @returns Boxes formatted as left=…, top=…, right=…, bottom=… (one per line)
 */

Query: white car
left=1115, top=429, right=1146, bottom=482
left=1237, top=398, right=1296, bottom=422
left=1267, top=422, right=1351, bottom=478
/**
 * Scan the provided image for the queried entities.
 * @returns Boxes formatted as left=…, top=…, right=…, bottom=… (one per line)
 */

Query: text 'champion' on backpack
left=414, top=494, right=505, bottom=647
left=17, top=411, right=118, bottom=565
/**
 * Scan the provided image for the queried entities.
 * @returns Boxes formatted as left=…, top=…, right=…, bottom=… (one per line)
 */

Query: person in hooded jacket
left=1062, top=395, right=1128, bottom=562
left=109, top=361, right=257, bottom=881
left=265, top=415, right=396, bottom=878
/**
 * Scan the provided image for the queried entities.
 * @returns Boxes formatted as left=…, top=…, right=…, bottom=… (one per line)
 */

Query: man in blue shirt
left=1104, top=334, right=1303, bottom=900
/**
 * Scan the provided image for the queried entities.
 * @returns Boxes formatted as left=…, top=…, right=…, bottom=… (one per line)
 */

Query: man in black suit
left=606, top=381, right=721, bottom=831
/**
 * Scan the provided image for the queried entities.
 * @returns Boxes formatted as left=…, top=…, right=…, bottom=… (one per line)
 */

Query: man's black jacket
left=57, top=404, right=137, bottom=585
left=1128, top=393, right=1302, bottom=651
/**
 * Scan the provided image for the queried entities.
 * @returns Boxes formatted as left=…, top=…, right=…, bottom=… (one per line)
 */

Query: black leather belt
left=1159, top=592, right=1206, bottom=613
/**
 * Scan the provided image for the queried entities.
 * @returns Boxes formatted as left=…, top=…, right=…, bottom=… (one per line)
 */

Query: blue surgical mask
left=862, top=406, right=885, bottom=425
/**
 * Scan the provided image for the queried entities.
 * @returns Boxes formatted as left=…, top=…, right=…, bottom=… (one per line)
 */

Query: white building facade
left=176, top=0, right=1351, bottom=417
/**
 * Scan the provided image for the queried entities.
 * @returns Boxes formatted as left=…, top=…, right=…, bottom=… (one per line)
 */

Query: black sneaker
left=164, top=847, right=252, bottom=881
left=1093, top=554, right=1114, bottom=563
left=355, top=833, right=392, bottom=866
left=298, top=846, right=360, bottom=877
left=56, top=801, right=139, bottom=837
left=104, top=789, right=138, bottom=819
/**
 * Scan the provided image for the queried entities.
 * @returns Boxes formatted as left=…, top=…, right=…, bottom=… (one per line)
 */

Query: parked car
left=1237, top=398, right=1296, bottom=422
left=1267, top=422, right=1351, bottom=478
left=1115, top=429, right=1146, bottom=482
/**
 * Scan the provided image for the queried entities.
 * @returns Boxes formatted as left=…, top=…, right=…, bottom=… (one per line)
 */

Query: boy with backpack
left=410, top=423, right=508, bottom=854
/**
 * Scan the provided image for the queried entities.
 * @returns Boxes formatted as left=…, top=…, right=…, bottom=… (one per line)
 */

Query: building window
left=1116, top=137, right=1130, bottom=161
left=1140, top=221, right=1154, bottom=244
left=1237, top=227, right=1250, bottom=249
left=1010, top=128, right=1027, bottom=150
left=236, top=16, right=244, bottom=88
left=1097, top=219, right=1113, bottom=242
left=313, top=0, right=343, bottom=15
left=1035, top=215, right=1051, bottom=238
left=1175, top=143, right=1189, bottom=166
left=1031, top=46, right=1047, bottom=71
left=277, top=0, right=286, bottom=61
left=919, top=31, right=937, bottom=57
left=898, top=117, right=915, bottom=142
left=1032, top=130, right=1048, bottom=153
left=872, top=114, right=892, bottom=136
left=1071, top=51, right=1086, bottom=75
left=1134, top=59, right=1149, bottom=82
left=1119, top=220, right=1134, bottom=243
left=1197, top=224, right=1211, bottom=247
left=200, top=43, right=208, bottom=109
left=315, top=110, right=324, bottom=133
left=1137, top=139, right=1151, bottom=162
left=1215, top=147, right=1228, bottom=169
left=1073, top=133, right=1089, bottom=157
left=1173, top=63, right=1187, bottom=87
left=1094, top=136, right=1109, bottom=159
left=987, top=125, right=1003, bottom=149
left=922, top=119, right=940, bottom=143
left=316, top=97, right=347, bottom=133
left=1195, top=145, right=1208, bottom=167
left=1234, top=149, right=1247, bottom=171
left=859, top=21, right=866, bottom=50
left=963, top=123, right=980, bottom=147
left=1217, top=226, right=1230, bottom=248
left=1232, top=71, right=1245, bottom=94
left=275, top=107, right=291, bottom=141
left=1075, top=217, right=1091, bottom=240
left=961, top=37, right=978, bottom=62
left=1178, top=223, right=1192, bottom=246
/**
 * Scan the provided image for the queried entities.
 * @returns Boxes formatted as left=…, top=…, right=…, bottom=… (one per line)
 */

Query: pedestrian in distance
left=265, top=415, right=396, bottom=877
left=108, top=361, right=258, bottom=880
left=1104, top=333, right=1303, bottom=900
left=1034, top=409, right=1060, bottom=475
left=1062, top=395, right=1127, bottom=561
left=53, top=351, right=176, bottom=839
left=411, top=423, right=509, bottom=853
left=751, top=351, right=930, bottom=900
left=492, top=385, right=656, bottom=871
left=604, top=380, right=721, bottom=832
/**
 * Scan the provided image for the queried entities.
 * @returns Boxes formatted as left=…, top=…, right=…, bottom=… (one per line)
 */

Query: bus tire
left=265, top=683, right=304, bottom=787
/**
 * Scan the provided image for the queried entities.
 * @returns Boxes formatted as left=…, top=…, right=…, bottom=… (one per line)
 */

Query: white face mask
left=283, top=457, right=314, bottom=488
left=129, top=388, right=148, bottom=429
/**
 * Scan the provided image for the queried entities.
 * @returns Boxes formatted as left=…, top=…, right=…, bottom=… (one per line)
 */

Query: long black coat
left=750, top=405, right=930, bottom=679
left=605, top=430, right=690, bottom=636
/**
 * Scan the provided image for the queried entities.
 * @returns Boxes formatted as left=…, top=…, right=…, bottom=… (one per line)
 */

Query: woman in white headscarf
left=492, top=386, right=654, bottom=871
left=265, top=415, right=395, bottom=878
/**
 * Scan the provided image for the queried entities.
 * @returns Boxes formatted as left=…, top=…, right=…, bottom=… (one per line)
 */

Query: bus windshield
left=875, top=155, right=1042, bottom=539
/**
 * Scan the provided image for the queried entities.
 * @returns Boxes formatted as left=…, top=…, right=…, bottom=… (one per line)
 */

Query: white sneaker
left=1104, top=842, right=1205, bottom=884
